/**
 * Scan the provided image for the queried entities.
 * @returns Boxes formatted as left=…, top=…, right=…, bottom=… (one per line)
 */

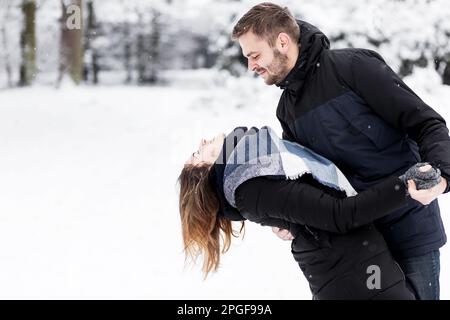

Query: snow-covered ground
left=0, top=69, right=449, bottom=299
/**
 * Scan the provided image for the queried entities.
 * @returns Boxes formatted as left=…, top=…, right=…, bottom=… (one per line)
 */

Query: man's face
left=238, top=31, right=290, bottom=85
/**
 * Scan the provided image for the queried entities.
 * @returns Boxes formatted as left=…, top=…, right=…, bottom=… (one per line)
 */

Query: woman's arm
left=234, top=175, right=408, bottom=234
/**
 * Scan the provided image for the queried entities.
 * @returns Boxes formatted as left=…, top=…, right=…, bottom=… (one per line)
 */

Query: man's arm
left=277, top=114, right=296, bottom=142
left=344, top=50, right=450, bottom=192
left=276, top=92, right=297, bottom=142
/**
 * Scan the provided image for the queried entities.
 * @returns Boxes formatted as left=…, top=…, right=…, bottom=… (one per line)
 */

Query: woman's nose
left=198, top=139, right=207, bottom=148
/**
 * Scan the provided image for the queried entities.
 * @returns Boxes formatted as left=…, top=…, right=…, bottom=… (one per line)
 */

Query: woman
left=178, top=126, right=441, bottom=300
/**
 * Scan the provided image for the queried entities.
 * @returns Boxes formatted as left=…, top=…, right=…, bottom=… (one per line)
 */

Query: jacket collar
left=276, top=20, right=330, bottom=93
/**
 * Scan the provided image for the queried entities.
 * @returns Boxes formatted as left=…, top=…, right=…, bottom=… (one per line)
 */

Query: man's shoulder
left=327, top=47, right=384, bottom=63
left=323, top=48, right=385, bottom=81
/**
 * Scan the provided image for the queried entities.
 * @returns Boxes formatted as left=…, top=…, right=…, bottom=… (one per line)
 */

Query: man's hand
left=408, top=177, right=447, bottom=205
left=272, top=227, right=294, bottom=241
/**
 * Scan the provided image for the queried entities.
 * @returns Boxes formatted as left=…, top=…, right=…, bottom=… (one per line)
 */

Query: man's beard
left=258, top=49, right=290, bottom=85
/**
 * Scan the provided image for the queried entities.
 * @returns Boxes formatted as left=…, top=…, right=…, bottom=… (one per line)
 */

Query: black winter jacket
left=234, top=175, right=414, bottom=300
left=275, top=20, right=449, bottom=259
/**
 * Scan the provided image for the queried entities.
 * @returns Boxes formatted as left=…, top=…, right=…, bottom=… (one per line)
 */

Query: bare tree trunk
left=19, top=0, right=37, bottom=86
left=136, top=33, right=146, bottom=84
left=84, top=0, right=98, bottom=84
left=1, top=2, right=13, bottom=87
left=57, top=0, right=83, bottom=86
left=444, top=63, right=450, bottom=86
left=136, top=11, right=146, bottom=85
left=124, top=23, right=132, bottom=84
left=136, top=9, right=161, bottom=84
left=148, top=9, right=160, bottom=84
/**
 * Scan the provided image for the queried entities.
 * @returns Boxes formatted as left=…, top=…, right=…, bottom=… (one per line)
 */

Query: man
left=232, top=2, right=449, bottom=299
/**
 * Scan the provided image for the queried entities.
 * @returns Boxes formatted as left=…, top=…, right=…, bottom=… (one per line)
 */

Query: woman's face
left=185, top=133, right=226, bottom=166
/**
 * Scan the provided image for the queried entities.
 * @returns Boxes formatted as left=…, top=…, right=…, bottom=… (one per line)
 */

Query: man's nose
left=248, top=60, right=257, bottom=72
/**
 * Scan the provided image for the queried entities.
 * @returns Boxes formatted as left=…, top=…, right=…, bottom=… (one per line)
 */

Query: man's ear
left=276, top=32, right=291, bottom=53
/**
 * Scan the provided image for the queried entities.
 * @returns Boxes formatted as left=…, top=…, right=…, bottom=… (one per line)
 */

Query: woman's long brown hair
left=178, top=164, right=245, bottom=279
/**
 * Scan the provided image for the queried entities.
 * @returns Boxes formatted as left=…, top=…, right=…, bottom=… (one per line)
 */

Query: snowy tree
left=134, top=3, right=164, bottom=84
left=19, top=0, right=37, bottom=86
left=57, top=0, right=83, bottom=86
left=1, top=0, right=449, bottom=88
left=0, top=1, right=15, bottom=87
left=83, top=0, right=99, bottom=84
left=283, top=0, right=450, bottom=83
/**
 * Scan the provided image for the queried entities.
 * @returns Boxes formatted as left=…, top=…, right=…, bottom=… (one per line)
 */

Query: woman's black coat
left=232, top=174, right=415, bottom=299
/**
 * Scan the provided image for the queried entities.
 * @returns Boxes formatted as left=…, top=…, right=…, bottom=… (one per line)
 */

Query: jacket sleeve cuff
left=391, top=176, right=409, bottom=196
left=434, top=166, right=450, bottom=193
left=422, top=162, right=450, bottom=193
left=442, top=174, right=450, bottom=193
left=367, top=176, right=409, bottom=209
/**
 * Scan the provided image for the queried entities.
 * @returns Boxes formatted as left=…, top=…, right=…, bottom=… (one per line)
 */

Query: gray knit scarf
left=223, top=126, right=358, bottom=208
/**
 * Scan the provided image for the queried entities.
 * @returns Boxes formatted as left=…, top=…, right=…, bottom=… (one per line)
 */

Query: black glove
left=399, top=162, right=441, bottom=190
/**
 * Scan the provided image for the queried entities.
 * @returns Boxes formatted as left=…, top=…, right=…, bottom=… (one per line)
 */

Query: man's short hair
left=231, top=2, right=300, bottom=47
